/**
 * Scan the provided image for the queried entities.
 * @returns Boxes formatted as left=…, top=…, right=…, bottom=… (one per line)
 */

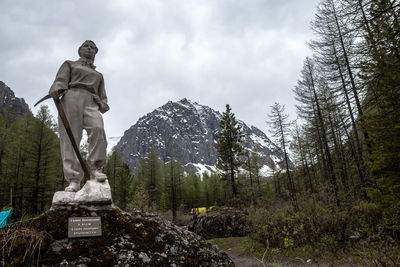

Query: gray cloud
left=0, top=0, right=319, bottom=138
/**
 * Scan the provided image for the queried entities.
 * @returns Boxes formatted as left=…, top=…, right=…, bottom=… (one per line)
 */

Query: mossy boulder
left=1, top=207, right=234, bottom=266
left=188, top=207, right=249, bottom=239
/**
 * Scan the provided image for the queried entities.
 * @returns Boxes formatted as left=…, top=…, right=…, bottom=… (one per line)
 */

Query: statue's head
left=78, top=40, right=98, bottom=61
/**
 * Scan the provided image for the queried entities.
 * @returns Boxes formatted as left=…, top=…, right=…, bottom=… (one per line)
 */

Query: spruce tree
left=215, top=104, right=244, bottom=198
left=360, top=0, right=400, bottom=230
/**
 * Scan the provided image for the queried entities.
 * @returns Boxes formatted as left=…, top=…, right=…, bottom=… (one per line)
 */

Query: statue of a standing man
left=49, top=40, right=109, bottom=192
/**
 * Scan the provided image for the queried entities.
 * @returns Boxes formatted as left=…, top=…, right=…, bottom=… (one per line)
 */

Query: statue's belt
left=67, top=87, right=96, bottom=95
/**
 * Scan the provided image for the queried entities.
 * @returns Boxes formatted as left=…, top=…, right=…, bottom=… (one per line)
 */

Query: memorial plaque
left=68, top=217, right=102, bottom=238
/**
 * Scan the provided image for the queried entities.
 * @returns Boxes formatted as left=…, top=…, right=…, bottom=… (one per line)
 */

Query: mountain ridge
left=0, top=81, right=29, bottom=116
left=116, top=98, right=286, bottom=176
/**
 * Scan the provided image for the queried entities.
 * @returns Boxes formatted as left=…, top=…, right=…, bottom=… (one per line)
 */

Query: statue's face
left=80, top=42, right=97, bottom=60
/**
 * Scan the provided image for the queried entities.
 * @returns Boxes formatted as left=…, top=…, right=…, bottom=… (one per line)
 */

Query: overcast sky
left=0, top=0, right=319, bottom=138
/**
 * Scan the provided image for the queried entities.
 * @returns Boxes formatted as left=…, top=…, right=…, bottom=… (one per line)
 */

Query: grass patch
left=0, top=226, right=50, bottom=266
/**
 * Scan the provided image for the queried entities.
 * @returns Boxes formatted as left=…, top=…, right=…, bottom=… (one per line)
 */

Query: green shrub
left=248, top=200, right=352, bottom=250
left=350, top=201, right=382, bottom=237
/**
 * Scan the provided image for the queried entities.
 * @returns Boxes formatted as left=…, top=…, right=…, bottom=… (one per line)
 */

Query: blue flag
left=0, top=210, right=12, bottom=229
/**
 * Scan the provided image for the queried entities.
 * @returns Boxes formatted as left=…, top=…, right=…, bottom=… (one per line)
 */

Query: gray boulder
left=188, top=207, right=250, bottom=239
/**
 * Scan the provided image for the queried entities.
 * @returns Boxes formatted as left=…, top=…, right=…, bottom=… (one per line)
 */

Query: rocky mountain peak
left=117, top=98, right=286, bottom=176
left=0, top=81, right=29, bottom=116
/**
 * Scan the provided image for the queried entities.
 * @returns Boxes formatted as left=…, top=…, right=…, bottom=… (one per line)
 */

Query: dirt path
left=226, top=251, right=264, bottom=267
left=209, top=237, right=265, bottom=267
left=209, top=237, right=360, bottom=267
left=224, top=249, right=313, bottom=267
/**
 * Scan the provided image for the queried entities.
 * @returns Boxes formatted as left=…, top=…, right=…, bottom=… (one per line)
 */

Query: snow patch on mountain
left=249, top=133, right=275, bottom=151
left=186, top=163, right=219, bottom=177
left=260, top=165, right=274, bottom=177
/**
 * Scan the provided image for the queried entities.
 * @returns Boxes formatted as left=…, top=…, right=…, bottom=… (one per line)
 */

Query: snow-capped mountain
left=116, top=98, right=286, bottom=176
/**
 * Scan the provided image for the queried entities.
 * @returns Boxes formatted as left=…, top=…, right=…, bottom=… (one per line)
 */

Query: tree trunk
left=308, top=60, right=341, bottom=209
left=246, top=153, right=255, bottom=204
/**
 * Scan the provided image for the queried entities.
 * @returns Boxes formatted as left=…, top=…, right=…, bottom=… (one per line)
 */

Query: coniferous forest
left=1, top=0, right=399, bottom=264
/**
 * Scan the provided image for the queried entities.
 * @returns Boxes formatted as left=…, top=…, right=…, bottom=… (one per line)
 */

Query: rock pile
left=188, top=207, right=249, bottom=239
left=1, top=207, right=234, bottom=266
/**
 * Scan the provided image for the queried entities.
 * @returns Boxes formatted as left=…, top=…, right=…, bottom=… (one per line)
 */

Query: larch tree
left=294, top=58, right=341, bottom=209
left=183, top=173, right=202, bottom=212
left=28, top=106, right=60, bottom=214
left=3, top=112, right=33, bottom=211
left=140, top=149, right=163, bottom=210
left=268, top=102, right=298, bottom=210
left=309, top=0, right=369, bottom=187
left=163, top=157, right=183, bottom=222
left=292, top=122, right=314, bottom=194
left=104, top=148, right=134, bottom=210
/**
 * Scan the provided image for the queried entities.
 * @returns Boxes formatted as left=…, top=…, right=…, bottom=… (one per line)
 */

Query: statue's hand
left=49, top=89, right=66, bottom=99
left=58, top=89, right=67, bottom=98
left=49, top=90, right=58, bottom=98
left=92, top=95, right=110, bottom=113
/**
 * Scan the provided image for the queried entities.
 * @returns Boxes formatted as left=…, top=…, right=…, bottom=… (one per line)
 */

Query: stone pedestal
left=51, top=179, right=112, bottom=210
left=75, top=180, right=112, bottom=204
left=52, top=191, right=76, bottom=205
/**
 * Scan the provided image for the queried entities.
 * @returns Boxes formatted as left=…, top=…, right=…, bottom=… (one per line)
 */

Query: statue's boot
left=91, top=169, right=107, bottom=182
left=65, top=181, right=80, bottom=192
